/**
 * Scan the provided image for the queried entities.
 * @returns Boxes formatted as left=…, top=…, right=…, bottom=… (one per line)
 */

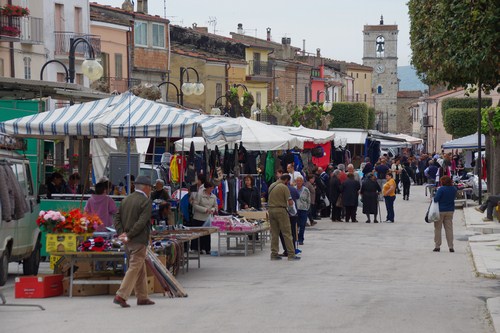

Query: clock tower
left=362, top=16, right=399, bottom=133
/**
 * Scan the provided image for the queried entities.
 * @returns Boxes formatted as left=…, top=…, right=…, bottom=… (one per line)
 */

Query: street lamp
left=40, top=37, right=103, bottom=83
left=157, top=80, right=180, bottom=104
left=179, top=67, right=204, bottom=105
left=316, top=90, right=332, bottom=112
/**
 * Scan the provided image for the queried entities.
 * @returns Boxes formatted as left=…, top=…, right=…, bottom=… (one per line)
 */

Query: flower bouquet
left=0, top=25, right=20, bottom=37
left=36, top=210, right=65, bottom=233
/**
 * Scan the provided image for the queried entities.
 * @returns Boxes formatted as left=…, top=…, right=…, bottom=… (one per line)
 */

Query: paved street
left=0, top=185, right=497, bottom=333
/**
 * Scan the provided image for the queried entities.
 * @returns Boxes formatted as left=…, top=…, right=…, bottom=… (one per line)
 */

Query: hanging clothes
left=244, top=151, right=260, bottom=174
left=203, top=145, right=209, bottom=177
left=170, top=154, right=179, bottom=183
left=233, top=143, right=240, bottom=177
left=265, top=151, right=275, bottom=184
left=223, top=144, right=231, bottom=175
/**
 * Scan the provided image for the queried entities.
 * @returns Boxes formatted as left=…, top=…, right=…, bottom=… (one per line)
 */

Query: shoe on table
left=137, top=298, right=155, bottom=305
left=113, top=295, right=130, bottom=308
left=482, top=217, right=493, bottom=222
left=433, top=248, right=440, bottom=252
left=475, top=207, right=485, bottom=213
left=449, top=248, right=455, bottom=253
left=271, top=256, right=283, bottom=260
left=288, top=256, right=301, bottom=261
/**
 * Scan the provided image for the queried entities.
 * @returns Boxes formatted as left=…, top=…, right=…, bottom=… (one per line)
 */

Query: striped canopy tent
left=0, top=92, right=242, bottom=143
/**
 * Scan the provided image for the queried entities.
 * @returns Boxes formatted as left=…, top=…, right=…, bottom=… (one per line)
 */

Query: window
left=377, top=85, right=383, bottom=94
left=304, top=85, right=309, bottom=104
left=23, top=57, right=31, bottom=79
left=364, top=73, right=367, bottom=79
left=356, top=73, right=359, bottom=78
left=54, top=4, right=63, bottom=32
left=135, top=21, right=148, bottom=46
left=74, top=7, right=82, bottom=33
left=274, top=86, right=279, bottom=99
left=10, top=163, right=27, bottom=195
left=57, top=72, right=65, bottom=83
left=256, top=92, right=262, bottom=109
left=355, top=92, right=359, bottom=102
left=100, top=52, right=109, bottom=77
left=0, top=58, right=4, bottom=76
left=115, top=53, right=122, bottom=79
left=364, top=93, right=367, bottom=102
left=215, top=83, right=222, bottom=100
left=152, top=23, right=165, bottom=48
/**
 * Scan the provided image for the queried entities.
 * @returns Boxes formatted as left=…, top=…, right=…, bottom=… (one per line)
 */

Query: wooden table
left=217, top=225, right=270, bottom=256
left=50, top=251, right=127, bottom=298
left=151, top=228, right=217, bottom=272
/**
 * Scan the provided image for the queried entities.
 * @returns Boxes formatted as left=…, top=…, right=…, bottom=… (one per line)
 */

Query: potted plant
left=1, top=4, right=30, bottom=16
left=0, top=25, right=20, bottom=36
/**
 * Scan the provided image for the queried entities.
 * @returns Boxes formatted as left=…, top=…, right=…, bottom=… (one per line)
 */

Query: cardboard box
left=15, top=274, right=63, bottom=298
left=46, top=233, right=92, bottom=253
left=52, top=256, right=93, bottom=278
left=237, top=210, right=268, bottom=221
left=108, top=276, right=154, bottom=295
left=62, top=276, right=109, bottom=297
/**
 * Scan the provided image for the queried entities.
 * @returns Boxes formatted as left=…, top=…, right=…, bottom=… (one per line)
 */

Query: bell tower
left=362, top=16, right=399, bottom=133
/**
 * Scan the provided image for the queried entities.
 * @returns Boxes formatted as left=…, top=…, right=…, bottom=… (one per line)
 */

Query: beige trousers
left=269, top=208, right=295, bottom=259
left=116, top=242, right=148, bottom=301
left=434, top=211, right=454, bottom=249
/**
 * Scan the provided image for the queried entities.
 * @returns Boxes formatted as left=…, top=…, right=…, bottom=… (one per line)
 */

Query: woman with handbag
left=192, top=181, right=218, bottom=254
left=432, top=176, right=457, bottom=252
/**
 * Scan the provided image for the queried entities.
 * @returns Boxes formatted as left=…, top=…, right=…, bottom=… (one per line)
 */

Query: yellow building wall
left=349, top=69, right=373, bottom=106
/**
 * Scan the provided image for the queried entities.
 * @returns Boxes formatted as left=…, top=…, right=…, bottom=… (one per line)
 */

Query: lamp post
left=316, top=90, right=333, bottom=112
left=157, top=80, right=180, bottom=104
left=179, top=67, right=204, bottom=106
left=39, top=37, right=103, bottom=190
left=40, top=37, right=103, bottom=83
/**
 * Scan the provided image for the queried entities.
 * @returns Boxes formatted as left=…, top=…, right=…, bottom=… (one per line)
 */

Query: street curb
left=487, top=298, right=500, bottom=333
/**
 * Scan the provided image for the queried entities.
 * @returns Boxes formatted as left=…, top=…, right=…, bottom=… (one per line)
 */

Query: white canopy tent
left=329, top=128, right=368, bottom=144
left=0, top=92, right=242, bottom=143
left=441, top=132, right=485, bottom=149
left=274, top=125, right=335, bottom=144
left=174, top=117, right=304, bottom=152
left=392, top=133, right=423, bottom=145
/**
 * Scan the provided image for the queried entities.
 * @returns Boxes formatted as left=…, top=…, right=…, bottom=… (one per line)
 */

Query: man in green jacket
left=113, top=175, right=154, bottom=308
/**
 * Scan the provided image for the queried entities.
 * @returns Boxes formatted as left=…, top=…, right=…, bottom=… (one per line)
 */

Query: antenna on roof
left=163, top=0, right=166, bottom=19
left=208, top=16, right=217, bottom=34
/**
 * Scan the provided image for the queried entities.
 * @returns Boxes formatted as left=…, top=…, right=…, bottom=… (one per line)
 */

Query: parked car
left=0, top=144, right=40, bottom=286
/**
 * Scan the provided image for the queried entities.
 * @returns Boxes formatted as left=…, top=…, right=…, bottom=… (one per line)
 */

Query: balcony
left=54, top=31, right=101, bottom=58
left=0, top=14, right=21, bottom=41
left=20, top=16, right=43, bottom=44
left=247, top=60, right=273, bottom=82
left=421, top=115, right=432, bottom=127
left=91, top=77, right=141, bottom=94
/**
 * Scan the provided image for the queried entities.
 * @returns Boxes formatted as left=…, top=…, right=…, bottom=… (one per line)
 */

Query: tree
left=328, top=103, right=369, bottom=129
left=408, top=0, right=500, bottom=198
left=482, top=106, right=500, bottom=194
left=291, top=102, right=332, bottom=130
left=443, top=108, right=477, bottom=138
left=227, top=87, right=254, bottom=118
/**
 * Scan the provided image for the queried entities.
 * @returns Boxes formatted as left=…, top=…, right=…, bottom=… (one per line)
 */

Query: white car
left=0, top=146, right=40, bottom=286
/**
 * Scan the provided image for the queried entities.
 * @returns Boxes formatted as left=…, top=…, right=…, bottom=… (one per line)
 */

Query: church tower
left=362, top=16, right=398, bottom=133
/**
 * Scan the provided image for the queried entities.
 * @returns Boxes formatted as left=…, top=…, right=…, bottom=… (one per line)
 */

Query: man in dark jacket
left=424, top=160, right=439, bottom=185
left=113, top=175, right=155, bottom=308
left=341, top=173, right=361, bottom=222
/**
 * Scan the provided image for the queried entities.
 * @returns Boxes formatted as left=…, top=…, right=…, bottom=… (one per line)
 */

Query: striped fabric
left=0, top=92, right=242, bottom=144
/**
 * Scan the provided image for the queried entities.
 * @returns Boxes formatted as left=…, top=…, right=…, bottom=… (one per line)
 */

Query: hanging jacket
left=265, top=151, right=275, bottom=183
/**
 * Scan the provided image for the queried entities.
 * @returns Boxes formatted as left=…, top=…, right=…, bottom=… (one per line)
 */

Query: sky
left=97, top=0, right=413, bottom=66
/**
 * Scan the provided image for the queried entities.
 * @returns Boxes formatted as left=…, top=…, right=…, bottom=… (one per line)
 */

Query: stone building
left=396, top=90, right=422, bottom=134
left=362, top=16, right=399, bottom=133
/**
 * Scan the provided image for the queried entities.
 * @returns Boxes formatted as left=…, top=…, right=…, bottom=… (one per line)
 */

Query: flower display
left=0, top=25, right=20, bottom=36
left=36, top=210, right=65, bottom=233
left=1, top=4, right=30, bottom=16
left=37, top=209, right=103, bottom=234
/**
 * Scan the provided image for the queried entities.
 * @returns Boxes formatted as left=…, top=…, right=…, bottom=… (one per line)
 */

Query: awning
left=274, top=125, right=335, bottom=144
left=442, top=133, right=485, bottom=149
left=0, top=92, right=242, bottom=143
left=329, top=128, right=368, bottom=144
left=392, top=133, right=423, bottom=145
left=175, top=117, right=304, bottom=151
left=378, top=139, right=412, bottom=149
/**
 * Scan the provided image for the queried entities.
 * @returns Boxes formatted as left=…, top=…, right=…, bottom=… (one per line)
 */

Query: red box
left=15, top=274, right=64, bottom=298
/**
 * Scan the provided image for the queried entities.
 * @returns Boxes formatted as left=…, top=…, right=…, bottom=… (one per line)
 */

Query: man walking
left=113, top=175, right=155, bottom=308
left=268, top=174, right=300, bottom=261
